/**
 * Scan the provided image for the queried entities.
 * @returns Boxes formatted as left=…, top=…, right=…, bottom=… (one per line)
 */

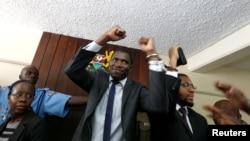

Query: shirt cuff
left=165, top=71, right=178, bottom=78
left=149, top=60, right=178, bottom=78
left=149, top=60, right=164, bottom=72
left=81, top=41, right=102, bottom=52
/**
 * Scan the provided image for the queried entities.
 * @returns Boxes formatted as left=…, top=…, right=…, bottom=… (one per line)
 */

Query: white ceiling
left=1, top=0, right=250, bottom=72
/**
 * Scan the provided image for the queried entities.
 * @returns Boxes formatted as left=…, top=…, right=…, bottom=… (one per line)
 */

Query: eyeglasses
left=181, top=83, right=197, bottom=89
left=10, top=94, right=33, bottom=99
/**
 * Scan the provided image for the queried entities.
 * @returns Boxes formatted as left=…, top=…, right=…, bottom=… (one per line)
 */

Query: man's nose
left=113, top=60, right=122, bottom=66
left=188, top=88, right=195, bottom=93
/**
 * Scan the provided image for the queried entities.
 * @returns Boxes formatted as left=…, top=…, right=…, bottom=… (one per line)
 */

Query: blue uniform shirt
left=0, top=86, right=71, bottom=125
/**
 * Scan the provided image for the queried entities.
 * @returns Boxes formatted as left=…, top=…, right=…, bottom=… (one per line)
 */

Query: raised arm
left=139, top=37, right=181, bottom=112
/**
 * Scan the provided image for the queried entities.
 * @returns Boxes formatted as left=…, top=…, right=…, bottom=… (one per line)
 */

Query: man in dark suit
left=140, top=40, right=208, bottom=141
left=147, top=72, right=208, bottom=141
left=64, top=26, right=181, bottom=141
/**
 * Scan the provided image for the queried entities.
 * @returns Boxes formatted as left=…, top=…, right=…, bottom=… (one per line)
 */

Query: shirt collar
left=109, top=77, right=127, bottom=88
left=176, top=104, right=188, bottom=113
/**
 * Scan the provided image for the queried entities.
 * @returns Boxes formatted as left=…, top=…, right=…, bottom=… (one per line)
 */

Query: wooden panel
left=56, top=37, right=79, bottom=93
left=138, top=51, right=149, bottom=87
left=36, top=34, right=60, bottom=87
left=46, top=35, right=69, bottom=90
left=32, top=32, right=51, bottom=69
left=128, top=48, right=140, bottom=81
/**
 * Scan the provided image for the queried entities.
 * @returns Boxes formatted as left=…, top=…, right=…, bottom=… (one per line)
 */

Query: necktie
left=103, top=80, right=119, bottom=141
left=179, top=107, right=188, bottom=126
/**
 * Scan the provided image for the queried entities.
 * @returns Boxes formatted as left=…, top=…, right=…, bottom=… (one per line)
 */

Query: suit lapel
left=86, top=72, right=110, bottom=117
left=188, top=109, right=200, bottom=140
left=9, top=109, right=33, bottom=141
left=10, top=122, right=25, bottom=141
left=121, top=79, right=132, bottom=110
left=0, top=118, right=10, bottom=133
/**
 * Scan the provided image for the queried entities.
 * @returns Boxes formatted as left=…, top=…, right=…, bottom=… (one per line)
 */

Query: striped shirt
left=0, top=121, right=20, bottom=141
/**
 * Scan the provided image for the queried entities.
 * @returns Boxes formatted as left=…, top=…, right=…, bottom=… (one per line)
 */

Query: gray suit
left=65, top=46, right=180, bottom=141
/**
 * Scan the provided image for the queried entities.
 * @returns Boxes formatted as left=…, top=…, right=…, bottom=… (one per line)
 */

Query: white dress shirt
left=91, top=78, right=126, bottom=141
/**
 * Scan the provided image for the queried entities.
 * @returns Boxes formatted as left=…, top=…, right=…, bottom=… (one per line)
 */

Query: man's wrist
left=146, top=53, right=161, bottom=61
left=95, top=34, right=110, bottom=46
left=164, top=64, right=178, bottom=71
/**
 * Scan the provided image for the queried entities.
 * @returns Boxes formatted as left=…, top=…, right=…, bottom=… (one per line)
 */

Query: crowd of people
left=0, top=25, right=249, bottom=141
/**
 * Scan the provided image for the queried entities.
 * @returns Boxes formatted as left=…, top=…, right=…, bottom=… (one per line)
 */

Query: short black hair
left=8, top=80, right=35, bottom=96
left=178, top=73, right=188, bottom=78
left=113, top=48, right=133, bottom=64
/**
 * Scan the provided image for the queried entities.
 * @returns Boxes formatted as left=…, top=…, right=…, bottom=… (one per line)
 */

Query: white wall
left=0, top=25, right=43, bottom=86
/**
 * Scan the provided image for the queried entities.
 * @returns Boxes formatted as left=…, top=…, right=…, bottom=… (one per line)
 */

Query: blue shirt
left=0, top=86, right=71, bottom=125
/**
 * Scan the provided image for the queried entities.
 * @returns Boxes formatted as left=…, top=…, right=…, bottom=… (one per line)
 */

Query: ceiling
left=1, top=0, right=250, bottom=72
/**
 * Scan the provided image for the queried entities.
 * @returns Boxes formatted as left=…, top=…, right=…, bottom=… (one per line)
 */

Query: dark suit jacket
left=65, top=46, right=180, bottom=141
left=0, top=108, right=48, bottom=141
left=148, top=70, right=208, bottom=141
